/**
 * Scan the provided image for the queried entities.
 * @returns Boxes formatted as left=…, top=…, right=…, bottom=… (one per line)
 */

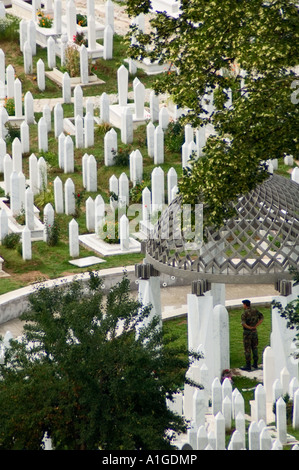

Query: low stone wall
left=0, top=265, right=190, bottom=325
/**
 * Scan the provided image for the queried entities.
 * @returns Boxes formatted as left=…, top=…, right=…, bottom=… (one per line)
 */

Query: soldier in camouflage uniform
left=241, top=299, right=264, bottom=371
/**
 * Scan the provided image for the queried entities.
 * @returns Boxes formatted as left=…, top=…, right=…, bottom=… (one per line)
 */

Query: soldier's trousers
left=243, top=330, right=258, bottom=364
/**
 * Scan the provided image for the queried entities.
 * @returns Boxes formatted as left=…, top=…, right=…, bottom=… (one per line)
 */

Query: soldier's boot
left=241, top=362, right=251, bottom=371
left=252, top=361, right=258, bottom=370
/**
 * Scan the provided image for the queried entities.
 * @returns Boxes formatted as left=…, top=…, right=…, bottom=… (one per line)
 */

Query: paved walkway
left=0, top=278, right=277, bottom=339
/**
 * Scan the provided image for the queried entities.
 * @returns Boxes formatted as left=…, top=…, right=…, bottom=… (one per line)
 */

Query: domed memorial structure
left=144, top=174, right=299, bottom=292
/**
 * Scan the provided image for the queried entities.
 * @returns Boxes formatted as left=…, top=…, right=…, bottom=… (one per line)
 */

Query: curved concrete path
left=0, top=265, right=278, bottom=338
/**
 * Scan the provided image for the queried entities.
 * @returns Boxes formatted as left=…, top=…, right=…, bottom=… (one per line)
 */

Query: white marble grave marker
left=86, top=154, right=97, bottom=192
left=23, top=41, right=33, bottom=74
left=104, top=128, right=117, bottom=166
left=38, top=117, right=48, bottom=152
left=54, top=176, right=64, bottom=214
left=22, top=226, right=32, bottom=260
left=69, top=218, right=79, bottom=257
left=64, top=178, right=76, bottom=215
left=117, top=65, right=128, bottom=106
left=154, top=125, right=164, bottom=165
left=84, top=112, right=94, bottom=148
left=20, top=121, right=30, bottom=154
left=64, top=135, right=74, bottom=173
left=25, top=187, right=35, bottom=230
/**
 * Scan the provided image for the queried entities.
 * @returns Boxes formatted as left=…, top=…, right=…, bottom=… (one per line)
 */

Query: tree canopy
left=0, top=273, right=200, bottom=450
left=125, top=0, right=299, bottom=231
left=272, top=268, right=299, bottom=359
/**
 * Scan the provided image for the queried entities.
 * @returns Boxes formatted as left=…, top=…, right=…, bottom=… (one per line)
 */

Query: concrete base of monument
left=69, top=256, right=106, bottom=268
left=63, top=115, right=101, bottom=136
left=79, top=233, right=141, bottom=256
left=0, top=197, right=44, bottom=241
left=124, top=58, right=166, bottom=76
left=45, top=68, right=105, bottom=89
left=109, top=103, right=151, bottom=130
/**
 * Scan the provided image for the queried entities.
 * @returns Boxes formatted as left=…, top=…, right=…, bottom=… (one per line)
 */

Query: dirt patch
left=11, top=271, right=50, bottom=285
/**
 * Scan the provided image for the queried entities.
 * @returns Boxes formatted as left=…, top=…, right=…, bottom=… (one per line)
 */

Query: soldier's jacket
left=241, top=307, right=264, bottom=331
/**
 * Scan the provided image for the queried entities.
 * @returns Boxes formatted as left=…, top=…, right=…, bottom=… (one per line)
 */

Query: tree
left=125, top=0, right=299, bottom=231
left=0, top=273, right=200, bottom=450
left=272, top=268, right=299, bottom=359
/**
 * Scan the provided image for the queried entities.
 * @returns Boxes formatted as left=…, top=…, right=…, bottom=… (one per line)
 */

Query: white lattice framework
left=145, top=174, right=299, bottom=285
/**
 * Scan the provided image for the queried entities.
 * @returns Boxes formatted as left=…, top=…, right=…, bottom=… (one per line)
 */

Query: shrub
left=73, top=31, right=87, bottom=47
left=4, top=98, right=15, bottom=116
left=102, top=220, right=120, bottom=244
left=111, top=147, right=131, bottom=166
left=76, top=14, right=88, bottom=27
left=164, top=120, right=185, bottom=153
left=64, top=45, right=80, bottom=77
left=46, top=219, right=60, bottom=246
left=0, top=15, right=20, bottom=41
left=37, top=10, right=53, bottom=28
left=2, top=233, right=21, bottom=249
left=5, top=123, right=21, bottom=143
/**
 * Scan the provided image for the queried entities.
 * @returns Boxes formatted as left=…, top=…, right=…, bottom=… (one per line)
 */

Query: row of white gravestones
left=174, top=367, right=299, bottom=450
left=106, top=165, right=178, bottom=214
left=0, top=87, right=36, bottom=132
left=65, top=0, right=114, bottom=41
left=82, top=153, right=97, bottom=192
left=28, top=154, right=47, bottom=195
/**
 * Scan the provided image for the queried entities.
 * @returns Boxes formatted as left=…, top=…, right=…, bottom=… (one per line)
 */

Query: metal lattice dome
left=145, top=174, right=299, bottom=285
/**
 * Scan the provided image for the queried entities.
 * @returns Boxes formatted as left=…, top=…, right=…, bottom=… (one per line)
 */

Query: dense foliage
left=272, top=268, right=299, bottom=359
left=0, top=273, right=201, bottom=450
left=125, top=0, right=299, bottom=231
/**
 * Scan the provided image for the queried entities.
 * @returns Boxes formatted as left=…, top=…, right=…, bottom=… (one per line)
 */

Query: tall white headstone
left=119, top=214, right=129, bottom=251
left=23, top=41, right=33, bottom=74
left=117, top=65, right=128, bottom=106
left=75, top=115, right=84, bottom=148
left=121, top=106, right=133, bottom=144
left=84, top=112, right=94, bottom=147
left=103, top=24, right=113, bottom=60
left=104, top=128, right=117, bottom=166
left=63, top=72, right=71, bottom=104
left=38, top=117, right=48, bottom=152
left=69, top=218, right=79, bottom=257
left=25, top=186, right=35, bottom=230
left=154, top=125, right=164, bottom=164
left=86, top=154, right=97, bottom=192
left=54, top=176, right=64, bottom=214
left=64, top=135, right=74, bottom=173
left=20, top=121, right=30, bottom=154
left=80, top=45, right=89, bottom=85
left=24, top=91, right=35, bottom=124
left=54, top=102, right=64, bottom=138
left=64, top=178, right=76, bottom=215
left=22, top=226, right=32, bottom=260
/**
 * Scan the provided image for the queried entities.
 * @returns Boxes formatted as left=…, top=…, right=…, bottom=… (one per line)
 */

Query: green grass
left=228, top=306, right=272, bottom=369
left=163, top=308, right=299, bottom=448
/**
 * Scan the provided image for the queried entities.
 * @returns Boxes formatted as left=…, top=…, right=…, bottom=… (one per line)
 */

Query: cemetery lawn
left=163, top=306, right=271, bottom=413
left=163, top=308, right=299, bottom=447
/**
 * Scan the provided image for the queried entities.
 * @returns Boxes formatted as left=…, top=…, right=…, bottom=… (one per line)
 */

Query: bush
left=4, top=98, right=15, bottom=116
left=0, top=15, right=20, bottom=42
left=37, top=9, right=53, bottom=28
left=76, top=14, right=88, bottom=27
left=111, top=146, right=131, bottom=166
left=46, top=219, right=60, bottom=247
left=2, top=233, right=21, bottom=249
left=164, top=121, right=185, bottom=153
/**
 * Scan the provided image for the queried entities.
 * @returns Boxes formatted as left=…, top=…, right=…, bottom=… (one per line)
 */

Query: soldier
left=240, top=299, right=264, bottom=371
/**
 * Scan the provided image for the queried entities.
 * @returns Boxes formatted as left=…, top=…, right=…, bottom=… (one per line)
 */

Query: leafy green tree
left=272, top=268, right=299, bottom=358
left=125, top=0, right=298, bottom=230
left=0, top=273, right=200, bottom=450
